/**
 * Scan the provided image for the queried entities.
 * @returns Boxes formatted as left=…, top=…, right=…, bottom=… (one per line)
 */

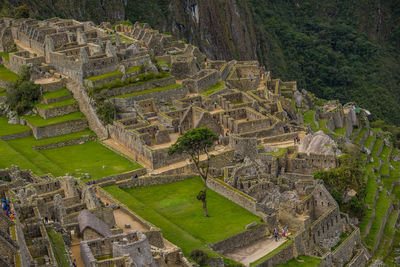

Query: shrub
left=6, top=66, right=41, bottom=115
left=96, top=101, right=116, bottom=124
left=190, top=249, right=208, bottom=265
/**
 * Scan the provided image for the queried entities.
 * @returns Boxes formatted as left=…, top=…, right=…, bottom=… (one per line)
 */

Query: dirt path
left=69, top=235, right=84, bottom=267
left=223, top=236, right=287, bottom=266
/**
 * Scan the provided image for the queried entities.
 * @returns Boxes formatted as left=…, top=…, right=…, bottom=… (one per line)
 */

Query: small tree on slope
left=168, top=127, right=217, bottom=217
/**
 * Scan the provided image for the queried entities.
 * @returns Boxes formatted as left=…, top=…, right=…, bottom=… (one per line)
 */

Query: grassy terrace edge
left=23, top=112, right=85, bottom=127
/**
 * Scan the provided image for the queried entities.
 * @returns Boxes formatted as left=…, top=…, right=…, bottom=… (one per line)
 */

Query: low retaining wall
left=36, top=103, right=78, bottom=119
left=33, top=136, right=93, bottom=150
left=206, top=176, right=258, bottom=215
left=28, top=118, right=88, bottom=139
left=347, top=249, right=367, bottom=267
left=93, top=168, right=147, bottom=186
left=0, top=130, right=32, bottom=141
left=331, top=228, right=361, bottom=265
left=253, top=241, right=294, bottom=267
left=208, top=224, right=267, bottom=253
left=117, top=174, right=195, bottom=188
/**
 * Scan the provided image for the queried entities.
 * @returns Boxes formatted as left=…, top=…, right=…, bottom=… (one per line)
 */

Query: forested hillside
left=2, top=0, right=400, bottom=125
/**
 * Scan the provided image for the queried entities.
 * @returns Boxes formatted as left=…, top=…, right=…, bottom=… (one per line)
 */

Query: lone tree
left=168, top=127, right=217, bottom=217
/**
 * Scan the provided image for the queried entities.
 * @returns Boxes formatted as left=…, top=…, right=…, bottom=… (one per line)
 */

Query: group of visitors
left=2, top=197, right=15, bottom=220
left=273, top=226, right=289, bottom=242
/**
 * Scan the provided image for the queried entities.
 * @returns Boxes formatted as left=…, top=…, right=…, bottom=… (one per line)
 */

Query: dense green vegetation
left=104, top=177, right=260, bottom=256
left=314, top=147, right=366, bottom=219
left=5, top=66, right=40, bottom=114
left=248, top=0, right=400, bottom=126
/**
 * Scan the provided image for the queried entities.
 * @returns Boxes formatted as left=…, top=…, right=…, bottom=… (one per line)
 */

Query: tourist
left=294, top=137, right=297, bottom=145
left=134, top=174, right=138, bottom=179
left=135, top=155, right=138, bottom=162
left=72, top=259, right=77, bottom=267
left=273, top=228, right=279, bottom=242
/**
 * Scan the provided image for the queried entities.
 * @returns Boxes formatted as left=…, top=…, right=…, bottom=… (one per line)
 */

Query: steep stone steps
left=66, top=79, right=108, bottom=140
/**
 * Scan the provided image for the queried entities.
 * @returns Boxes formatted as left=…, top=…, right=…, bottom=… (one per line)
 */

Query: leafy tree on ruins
left=168, top=127, right=217, bottom=217
left=6, top=65, right=41, bottom=115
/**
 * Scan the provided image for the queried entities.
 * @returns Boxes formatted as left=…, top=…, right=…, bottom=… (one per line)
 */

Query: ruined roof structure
left=0, top=16, right=396, bottom=267
left=78, top=209, right=112, bottom=238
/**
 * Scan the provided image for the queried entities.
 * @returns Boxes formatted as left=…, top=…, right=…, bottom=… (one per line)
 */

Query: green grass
left=35, top=98, right=77, bottom=110
left=374, top=210, right=399, bottom=260
left=0, top=116, right=31, bottom=136
left=303, top=110, right=317, bottom=132
left=115, top=84, right=182, bottom=98
left=372, top=138, right=383, bottom=156
left=42, top=88, right=71, bottom=99
left=364, top=190, right=391, bottom=251
left=250, top=239, right=293, bottom=266
left=331, top=231, right=350, bottom=251
left=0, top=65, right=19, bottom=82
left=380, top=146, right=391, bottom=161
left=86, top=70, right=122, bottom=81
left=355, top=128, right=367, bottom=144
left=385, top=230, right=400, bottom=266
left=365, top=172, right=378, bottom=207
left=104, top=177, right=260, bottom=256
left=24, top=112, right=85, bottom=127
left=0, top=51, right=12, bottom=62
left=41, top=141, right=142, bottom=180
left=276, top=255, right=321, bottom=267
left=126, top=66, right=140, bottom=73
left=1, top=129, right=140, bottom=179
left=317, top=119, right=331, bottom=134
left=202, top=81, right=226, bottom=96
left=334, top=127, right=346, bottom=136
left=364, top=132, right=375, bottom=148
left=266, top=147, right=291, bottom=158
left=47, top=228, right=70, bottom=267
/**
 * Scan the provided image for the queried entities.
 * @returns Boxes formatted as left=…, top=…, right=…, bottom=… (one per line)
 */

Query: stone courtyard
left=0, top=17, right=374, bottom=267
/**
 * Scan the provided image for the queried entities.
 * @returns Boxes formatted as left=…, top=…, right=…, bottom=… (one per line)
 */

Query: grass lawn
left=24, top=112, right=85, bottom=127
left=35, top=98, right=76, bottom=109
left=1, top=130, right=141, bottom=179
left=202, top=81, right=226, bottom=97
left=115, top=84, right=182, bottom=98
left=104, top=177, right=261, bottom=256
left=126, top=66, right=140, bottom=73
left=372, top=139, right=383, bottom=157
left=0, top=52, right=11, bottom=61
left=276, top=255, right=321, bottom=267
left=40, top=141, right=142, bottom=179
left=250, top=239, right=293, bottom=266
left=0, top=65, right=19, bottom=82
left=47, top=228, right=71, bottom=267
left=42, top=88, right=71, bottom=99
left=385, top=230, right=400, bottom=266
left=0, top=116, right=31, bottom=136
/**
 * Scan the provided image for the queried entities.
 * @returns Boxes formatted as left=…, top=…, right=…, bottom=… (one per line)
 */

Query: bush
left=6, top=66, right=41, bottom=115
left=190, top=249, right=208, bottom=265
left=96, top=101, right=116, bottom=124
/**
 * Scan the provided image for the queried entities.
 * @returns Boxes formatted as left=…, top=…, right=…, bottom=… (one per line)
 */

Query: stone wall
left=206, top=176, right=258, bottom=215
left=0, top=130, right=32, bottom=141
left=94, top=168, right=147, bottom=185
left=28, top=118, right=88, bottom=139
left=347, top=249, right=368, bottom=267
left=253, top=241, right=294, bottom=267
left=117, top=174, right=194, bottom=189
left=36, top=102, right=79, bottom=119
left=331, top=228, right=361, bottom=266
left=111, top=84, right=188, bottom=108
left=208, top=224, right=267, bottom=253
left=33, top=135, right=92, bottom=150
